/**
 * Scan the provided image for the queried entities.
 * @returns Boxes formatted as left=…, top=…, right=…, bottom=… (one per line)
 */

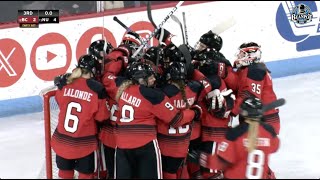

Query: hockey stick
left=113, top=16, right=146, bottom=45
left=209, top=16, right=237, bottom=35
left=262, top=98, right=286, bottom=113
left=194, top=16, right=237, bottom=49
left=146, top=1, right=165, bottom=74
left=171, top=14, right=186, bottom=44
left=100, top=3, right=105, bottom=76
left=182, top=12, right=189, bottom=45
left=132, top=1, right=185, bottom=58
left=147, top=1, right=157, bottom=28
left=178, top=44, right=192, bottom=77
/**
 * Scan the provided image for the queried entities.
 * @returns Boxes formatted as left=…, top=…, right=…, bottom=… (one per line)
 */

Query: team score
left=168, top=125, right=190, bottom=134
left=64, top=102, right=81, bottom=133
left=245, top=149, right=265, bottom=179
left=251, top=83, right=261, bottom=94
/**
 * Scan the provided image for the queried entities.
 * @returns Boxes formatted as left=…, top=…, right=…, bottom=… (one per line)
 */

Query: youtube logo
left=30, top=33, right=72, bottom=81
left=35, top=44, right=66, bottom=70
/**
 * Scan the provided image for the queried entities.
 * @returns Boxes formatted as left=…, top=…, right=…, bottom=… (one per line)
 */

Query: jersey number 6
left=64, top=102, right=81, bottom=133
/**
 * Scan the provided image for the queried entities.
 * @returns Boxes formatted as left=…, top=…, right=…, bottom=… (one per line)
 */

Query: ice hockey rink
left=0, top=71, right=320, bottom=179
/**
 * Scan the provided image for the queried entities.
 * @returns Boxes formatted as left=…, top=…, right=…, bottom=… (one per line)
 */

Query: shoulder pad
left=140, top=86, right=165, bottom=105
left=247, top=64, right=267, bottom=81
left=225, top=123, right=249, bottom=141
left=115, top=76, right=128, bottom=87
left=87, top=79, right=107, bottom=99
left=206, top=75, right=222, bottom=89
left=188, top=80, right=203, bottom=93
left=161, top=84, right=180, bottom=98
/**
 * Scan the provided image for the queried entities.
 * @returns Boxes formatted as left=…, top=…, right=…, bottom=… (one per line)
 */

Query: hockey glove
left=155, top=28, right=174, bottom=46
left=208, top=89, right=235, bottom=118
left=239, top=97, right=263, bottom=118
left=190, top=104, right=203, bottom=121
left=54, top=73, right=71, bottom=90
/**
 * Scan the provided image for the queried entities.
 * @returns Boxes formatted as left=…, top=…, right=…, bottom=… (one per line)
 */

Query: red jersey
left=158, top=81, right=202, bottom=157
left=52, top=77, right=110, bottom=159
left=231, top=63, right=280, bottom=134
left=99, top=98, right=117, bottom=148
left=211, top=122, right=279, bottom=179
left=224, top=66, right=239, bottom=91
left=200, top=74, right=232, bottom=143
left=100, top=66, right=126, bottom=148
left=116, top=85, right=196, bottom=149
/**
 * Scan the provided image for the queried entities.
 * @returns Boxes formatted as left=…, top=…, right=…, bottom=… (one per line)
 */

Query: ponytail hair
left=66, top=68, right=82, bottom=84
left=115, top=80, right=133, bottom=102
left=66, top=68, right=92, bottom=84
left=172, top=80, right=190, bottom=108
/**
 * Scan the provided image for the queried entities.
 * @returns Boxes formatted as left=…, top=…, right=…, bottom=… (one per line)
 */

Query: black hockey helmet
left=143, top=46, right=164, bottom=66
left=88, top=39, right=113, bottom=59
left=77, top=54, right=98, bottom=76
left=126, top=61, right=156, bottom=85
left=165, top=61, right=187, bottom=81
left=196, top=31, right=223, bottom=52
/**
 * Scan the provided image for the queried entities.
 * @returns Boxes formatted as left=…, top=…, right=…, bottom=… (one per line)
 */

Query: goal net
left=38, top=86, right=59, bottom=179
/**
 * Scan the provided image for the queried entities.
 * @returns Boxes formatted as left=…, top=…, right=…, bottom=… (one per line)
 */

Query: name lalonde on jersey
left=63, top=88, right=93, bottom=102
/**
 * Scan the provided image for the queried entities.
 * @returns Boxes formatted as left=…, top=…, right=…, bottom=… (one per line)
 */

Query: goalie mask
left=234, top=42, right=262, bottom=69
left=121, top=32, right=142, bottom=57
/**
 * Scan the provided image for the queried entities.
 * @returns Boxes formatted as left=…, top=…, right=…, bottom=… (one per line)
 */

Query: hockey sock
left=58, top=169, right=74, bottom=179
left=78, top=172, right=94, bottom=179
left=163, top=171, right=177, bottom=179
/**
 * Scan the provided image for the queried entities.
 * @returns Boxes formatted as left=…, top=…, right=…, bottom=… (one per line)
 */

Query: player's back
left=218, top=122, right=279, bottom=179
left=157, top=81, right=201, bottom=157
left=116, top=84, right=170, bottom=149
left=235, top=63, right=280, bottom=134
left=53, top=77, right=106, bottom=158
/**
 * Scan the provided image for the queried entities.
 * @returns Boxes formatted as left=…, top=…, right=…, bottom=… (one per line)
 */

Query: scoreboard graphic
left=17, top=10, right=59, bottom=28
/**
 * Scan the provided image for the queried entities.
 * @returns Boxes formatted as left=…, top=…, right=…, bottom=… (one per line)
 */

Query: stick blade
left=262, top=98, right=286, bottom=113
left=171, top=14, right=181, bottom=23
left=211, top=16, right=237, bottom=35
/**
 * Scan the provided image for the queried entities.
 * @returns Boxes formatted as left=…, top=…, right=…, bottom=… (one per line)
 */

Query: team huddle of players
left=52, top=27, right=281, bottom=179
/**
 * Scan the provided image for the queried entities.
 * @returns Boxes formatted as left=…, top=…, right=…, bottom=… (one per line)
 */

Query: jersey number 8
left=245, top=149, right=265, bottom=179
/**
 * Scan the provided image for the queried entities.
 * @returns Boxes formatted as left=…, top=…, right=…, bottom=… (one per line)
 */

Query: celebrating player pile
left=52, top=2, right=285, bottom=179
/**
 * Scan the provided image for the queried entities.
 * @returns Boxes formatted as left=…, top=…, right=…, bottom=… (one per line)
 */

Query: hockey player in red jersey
left=103, top=60, right=202, bottom=179
left=193, top=31, right=238, bottom=91
left=103, top=31, right=142, bottom=76
left=88, top=39, right=114, bottom=81
left=95, top=33, right=141, bottom=179
left=52, top=54, right=110, bottom=179
left=208, top=97, right=280, bottom=179
left=157, top=61, right=203, bottom=179
left=191, top=53, right=235, bottom=179
left=231, top=42, right=280, bottom=135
